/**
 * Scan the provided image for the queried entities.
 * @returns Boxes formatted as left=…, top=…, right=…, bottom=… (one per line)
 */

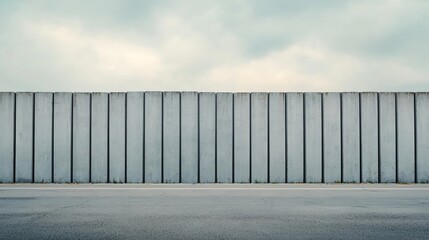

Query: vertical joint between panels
left=413, top=93, right=417, bottom=183
left=51, top=93, right=55, bottom=183
left=377, top=93, right=381, bottom=183
left=321, top=94, right=325, bottom=183
left=214, top=93, right=218, bottom=183
left=284, top=93, right=288, bottom=183
left=89, top=94, right=92, bottom=183
left=267, top=94, right=270, bottom=183
left=197, top=93, right=201, bottom=183
left=107, top=93, right=110, bottom=182
left=32, top=93, right=36, bottom=183
left=13, top=93, right=17, bottom=183
left=394, top=93, right=398, bottom=183
left=303, top=93, right=306, bottom=183
left=70, top=93, right=74, bottom=183
left=231, top=94, right=235, bottom=183
left=179, top=93, right=182, bottom=183
left=359, top=93, right=363, bottom=183
left=142, top=92, right=145, bottom=183
left=249, top=93, right=252, bottom=183
left=125, top=93, right=128, bottom=183
left=161, top=92, right=164, bottom=183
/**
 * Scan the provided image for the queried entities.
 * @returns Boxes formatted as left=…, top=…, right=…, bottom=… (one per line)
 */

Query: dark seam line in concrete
left=70, top=93, right=74, bottom=183
left=89, top=94, right=92, bottom=183
left=125, top=93, right=128, bottom=183
left=232, top=94, right=235, bottom=183
left=359, top=93, right=362, bottom=183
left=215, top=93, right=218, bottom=183
left=249, top=93, right=252, bottom=183
left=395, top=93, right=398, bottom=183
left=107, top=93, right=110, bottom=182
left=285, top=93, right=288, bottom=183
left=51, top=93, right=55, bottom=183
left=267, top=93, right=270, bottom=183
left=414, top=93, right=417, bottom=183
left=197, top=93, right=201, bottom=183
left=13, top=93, right=17, bottom=183
left=303, top=93, right=306, bottom=183
left=321, top=93, right=325, bottom=183
left=179, top=93, right=182, bottom=183
left=142, top=92, right=145, bottom=183
left=161, top=92, right=164, bottom=183
left=32, top=93, right=35, bottom=183
left=377, top=93, right=381, bottom=183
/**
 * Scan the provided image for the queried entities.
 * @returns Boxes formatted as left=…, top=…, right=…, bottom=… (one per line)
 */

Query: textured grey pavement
left=0, top=184, right=428, bottom=240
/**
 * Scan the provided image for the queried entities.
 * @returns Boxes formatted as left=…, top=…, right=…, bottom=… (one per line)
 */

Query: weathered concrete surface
left=72, top=93, right=90, bottom=183
left=0, top=93, right=15, bottom=183
left=360, top=93, right=379, bottom=183
left=379, top=93, right=396, bottom=183
left=109, top=93, right=126, bottom=183
left=304, top=93, right=322, bottom=183
left=181, top=92, right=199, bottom=183
left=0, top=184, right=428, bottom=240
left=53, top=93, right=72, bottom=183
left=144, top=92, right=162, bottom=183
left=322, top=93, right=341, bottom=183
left=163, top=92, right=180, bottom=183
left=2, top=92, right=429, bottom=184
left=234, top=93, right=251, bottom=183
left=251, top=93, right=268, bottom=183
left=286, top=93, right=304, bottom=183
left=126, top=92, right=144, bottom=183
left=90, top=93, right=108, bottom=183
left=216, top=93, right=233, bottom=183
left=199, top=93, right=216, bottom=183
left=268, top=93, right=285, bottom=183
left=34, top=93, right=53, bottom=183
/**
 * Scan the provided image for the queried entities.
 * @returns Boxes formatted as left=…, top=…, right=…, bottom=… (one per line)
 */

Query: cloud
left=0, top=0, right=428, bottom=92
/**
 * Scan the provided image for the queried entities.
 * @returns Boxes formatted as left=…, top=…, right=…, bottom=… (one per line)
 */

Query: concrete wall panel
left=379, top=93, right=396, bottom=183
left=109, top=93, right=126, bottom=183
left=304, top=93, right=322, bottom=183
left=181, top=92, right=199, bottom=183
left=360, top=93, right=379, bottom=183
left=396, top=93, right=415, bottom=183
left=199, top=93, right=216, bottom=183
left=251, top=93, right=268, bottom=183
left=341, top=93, right=360, bottom=183
left=216, top=93, right=233, bottom=183
left=72, top=93, right=90, bottom=183
left=268, top=93, right=285, bottom=183
left=91, top=93, right=108, bottom=183
left=15, top=93, right=34, bottom=183
left=126, top=92, right=144, bottom=183
left=0, top=93, right=15, bottom=183
left=416, top=93, right=429, bottom=183
left=286, top=93, right=304, bottom=183
left=53, top=93, right=72, bottom=183
left=323, top=93, right=341, bottom=183
left=34, top=93, right=53, bottom=183
left=163, top=92, right=180, bottom=183
left=145, top=92, right=162, bottom=183
left=234, top=93, right=250, bottom=183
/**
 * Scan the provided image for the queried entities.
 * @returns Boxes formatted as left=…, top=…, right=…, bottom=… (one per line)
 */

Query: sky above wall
left=0, top=0, right=428, bottom=92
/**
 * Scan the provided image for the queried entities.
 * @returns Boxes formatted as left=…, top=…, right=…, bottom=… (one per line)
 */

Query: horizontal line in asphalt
left=0, top=188, right=428, bottom=190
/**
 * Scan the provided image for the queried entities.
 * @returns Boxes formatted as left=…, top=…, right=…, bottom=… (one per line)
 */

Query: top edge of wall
left=1, top=91, right=428, bottom=94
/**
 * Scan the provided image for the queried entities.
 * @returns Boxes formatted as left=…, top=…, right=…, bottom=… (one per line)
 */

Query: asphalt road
left=0, top=184, right=428, bottom=240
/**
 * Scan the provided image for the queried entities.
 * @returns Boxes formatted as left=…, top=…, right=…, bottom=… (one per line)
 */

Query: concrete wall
left=0, top=92, right=428, bottom=183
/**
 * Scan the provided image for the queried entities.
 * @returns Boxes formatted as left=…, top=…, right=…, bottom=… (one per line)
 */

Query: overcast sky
left=0, top=0, right=428, bottom=92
